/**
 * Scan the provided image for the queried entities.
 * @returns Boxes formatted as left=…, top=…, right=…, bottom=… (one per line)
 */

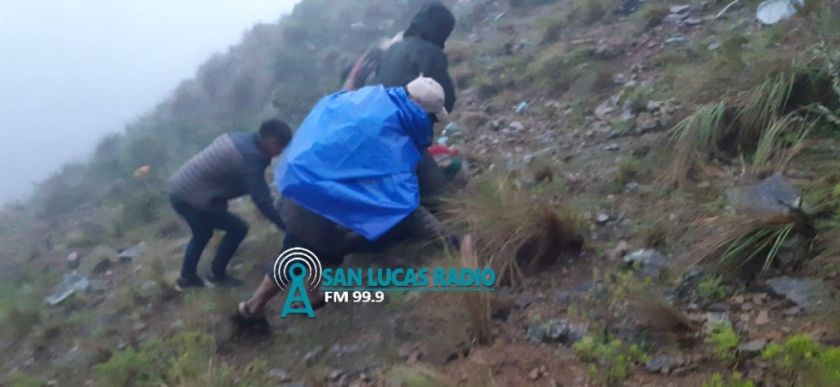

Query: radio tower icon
left=272, top=248, right=322, bottom=318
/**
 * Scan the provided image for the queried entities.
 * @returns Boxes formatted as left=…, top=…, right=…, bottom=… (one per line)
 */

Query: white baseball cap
left=406, top=75, right=449, bottom=121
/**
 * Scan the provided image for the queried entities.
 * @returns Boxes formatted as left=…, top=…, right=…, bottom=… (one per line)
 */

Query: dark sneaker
left=175, top=276, right=206, bottom=292
left=206, top=272, right=244, bottom=288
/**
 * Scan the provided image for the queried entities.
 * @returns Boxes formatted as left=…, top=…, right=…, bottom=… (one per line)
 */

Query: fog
left=0, top=0, right=301, bottom=204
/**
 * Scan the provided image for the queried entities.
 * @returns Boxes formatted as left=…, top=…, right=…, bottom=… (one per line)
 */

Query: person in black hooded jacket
left=374, top=2, right=457, bottom=209
left=375, top=2, right=456, bottom=113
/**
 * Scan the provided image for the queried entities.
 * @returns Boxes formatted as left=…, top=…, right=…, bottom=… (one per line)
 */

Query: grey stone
left=646, top=100, right=663, bottom=111
left=766, top=276, right=832, bottom=312
left=45, top=273, right=90, bottom=305
left=738, top=339, right=767, bottom=355
left=509, top=121, right=525, bottom=132
left=269, top=368, right=291, bottom=382
left=684, top=17, right=703, bottom=26
left=624, top=249, right=671, bottom=278
left=725, top=174, right=801, bottom=215
left=118, top=241, right=147, bottom=262
left=596, top=213, right=612, bottom=225
left=670, top=5, right=691, bottom=14
left=528, top=319, right=586, bottom=345
left=665, top=36, right=686, bottom=45
left=707, top=302, right=730, bottom=312
left=646, top=355, right=674, bottom=373
left=303, top=345, right=325, bottom=366
left=604, top=144, right=620, bottom=151
left=67, top=252, right=80, bottom=270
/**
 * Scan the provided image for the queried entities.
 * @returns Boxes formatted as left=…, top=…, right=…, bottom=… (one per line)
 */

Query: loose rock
left=738, top=339, right=767, bottom=356
left=528, top=319, right=586, bottom=345
left=624, top=249, right=671, bottom=278
left=67, top=252, right=80, bottom=270
left=766, top=276, right=832, bottom=312
left=118, top=242, right=147, bottom=263
left=269, top=368, right=291, bottom=382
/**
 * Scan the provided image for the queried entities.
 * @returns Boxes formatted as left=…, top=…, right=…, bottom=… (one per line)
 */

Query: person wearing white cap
left=406, top=74, right=450, bottom=122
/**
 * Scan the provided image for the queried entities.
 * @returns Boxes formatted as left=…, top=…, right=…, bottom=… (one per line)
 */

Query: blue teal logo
left=272, top=248, right=322, bottom=319
left=272, top=248, right=497, bottom=318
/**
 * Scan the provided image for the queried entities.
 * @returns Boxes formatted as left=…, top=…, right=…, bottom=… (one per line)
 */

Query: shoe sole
left=174, top=281, right=212, bottom=293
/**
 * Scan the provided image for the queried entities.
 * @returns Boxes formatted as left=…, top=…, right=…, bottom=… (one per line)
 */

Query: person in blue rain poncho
left=234, top=76, right=456, bottom=327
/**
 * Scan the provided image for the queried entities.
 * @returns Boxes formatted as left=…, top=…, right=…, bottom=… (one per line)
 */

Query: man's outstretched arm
left=243, top=162, right=286, bottom=231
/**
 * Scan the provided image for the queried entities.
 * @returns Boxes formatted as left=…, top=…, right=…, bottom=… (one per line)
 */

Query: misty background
left=0, top=0, right=301, bottom=204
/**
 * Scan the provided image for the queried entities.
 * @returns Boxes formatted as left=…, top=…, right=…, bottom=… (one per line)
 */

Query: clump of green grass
left=737, top=75, right=794, bottom=142
left=566, top=0, right=613, bottom=25
left=574, top=335, right=649, bottom=386
left=681, top=214, right=802, bottom=279
left=5, top=372, right=48, bottom=387
left=621, top=85, right=654, bottom=113
left=761, top=333, right=840, bottom=386
left=95, top=331, right=268, bottom=387
left=660, top=101, right=727, bottom=187
left=706, top=321, right=739, bottom=365
left=637, top=4, right=669, bottom=30
left=703, top=372, right=755, bottom=387
left=443, top=174, right=585, bottom=286
left=751, top=114, right=812, bottom=175
left=696, top=275, right=728, bottom=302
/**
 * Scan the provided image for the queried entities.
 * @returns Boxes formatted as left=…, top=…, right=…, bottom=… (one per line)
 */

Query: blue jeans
left=170, top=195, right=248, bottom=279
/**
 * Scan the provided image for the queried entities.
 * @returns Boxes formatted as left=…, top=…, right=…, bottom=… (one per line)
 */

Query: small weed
left=6, top=372, right=48, bottom=387
left=640, top=222, right=668, bottom=248
left=638, top=4, right=669, bottom=30
left=574, top=335, right=649, bottom=386
left=706, top=321, right=739, bottom=365
left=95, top=331, right=264, bottom=387
left=761, top=333, right=840, bottom=386
left=703, top=372, right=755, bottom=387
left=615, top=156, right=643, bottom=187
left=621, top=85, right=653, bottom=113
left=696, top=275, right=728, bottom=302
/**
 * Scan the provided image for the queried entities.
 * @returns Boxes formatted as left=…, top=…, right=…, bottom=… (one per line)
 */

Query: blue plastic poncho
left=275, top=85, right=433, bottom=240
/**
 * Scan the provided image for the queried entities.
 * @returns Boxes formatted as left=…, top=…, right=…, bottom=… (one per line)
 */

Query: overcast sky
left=0, top=0, right=301, bottom=204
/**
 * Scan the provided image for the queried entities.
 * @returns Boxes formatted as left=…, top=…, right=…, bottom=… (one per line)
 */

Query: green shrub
left=703, top=372, right=755, bottom=387
left=93, top=331, right=258, bottom=387
left=94, top=347, right=160, bottom=386
left=706, top=322, right=739, bottom=365
left=574, top=336, right=649, bottom=386
left=6, top=372, right=48, bottom=387
left=696, top=275, right=728, bottom=302
left=761, top=334, right=840, bottom=386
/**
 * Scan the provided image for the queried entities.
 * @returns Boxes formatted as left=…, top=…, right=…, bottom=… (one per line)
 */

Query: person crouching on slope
left=169, top=119, right=291, bottom=290
left=235, top=76, right=456, bottom=327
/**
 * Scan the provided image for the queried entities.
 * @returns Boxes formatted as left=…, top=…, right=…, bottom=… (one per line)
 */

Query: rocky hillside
left=3, top=0, right=840, bottom=386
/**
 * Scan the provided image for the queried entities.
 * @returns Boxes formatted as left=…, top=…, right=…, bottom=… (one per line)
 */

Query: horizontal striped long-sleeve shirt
left=168, top=132, right=285, bottom=230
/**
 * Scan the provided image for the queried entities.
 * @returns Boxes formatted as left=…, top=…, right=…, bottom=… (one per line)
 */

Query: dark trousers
left=170, top=195, right=249, bottom=279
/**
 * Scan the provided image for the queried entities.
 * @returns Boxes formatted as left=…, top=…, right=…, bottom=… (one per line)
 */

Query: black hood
left=403, top=2, right=455, bottom=48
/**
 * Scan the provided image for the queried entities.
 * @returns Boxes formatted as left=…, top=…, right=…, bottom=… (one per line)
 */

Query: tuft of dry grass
left=678, top=213, right=804, bottom=279
left=443, top=174, right=584, bottom=287
left=627, top=290, right=695, bottom=344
